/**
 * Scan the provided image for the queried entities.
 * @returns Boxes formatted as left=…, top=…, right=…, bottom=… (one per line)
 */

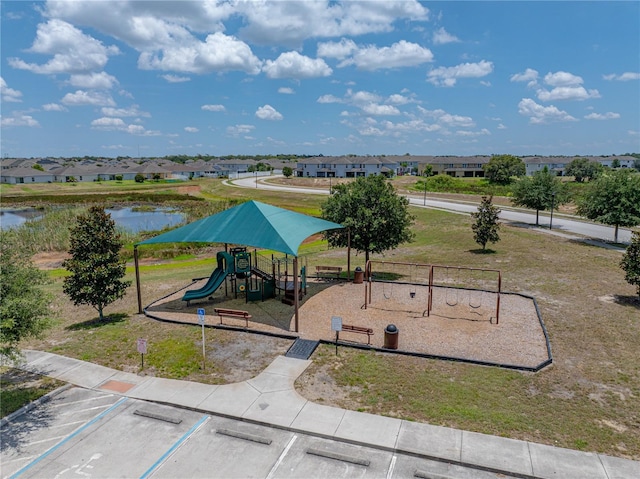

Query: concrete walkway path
left=10, top=350, right=640, bottom=479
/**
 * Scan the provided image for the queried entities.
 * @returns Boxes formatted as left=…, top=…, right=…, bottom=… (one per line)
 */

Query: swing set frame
left=364, top=260, right=502, bottom=324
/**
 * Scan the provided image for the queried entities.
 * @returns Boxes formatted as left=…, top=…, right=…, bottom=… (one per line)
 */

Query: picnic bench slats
left=316, top=265, right=342, bottom=279
left=339, top=323, right=374, bottom=345
left=214, top=308, right=252, bottom=327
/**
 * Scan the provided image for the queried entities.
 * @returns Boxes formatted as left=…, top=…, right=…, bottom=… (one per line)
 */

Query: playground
left=137, top=200, right=551, bottom=371
left=144, top=255, right=551, bottom=371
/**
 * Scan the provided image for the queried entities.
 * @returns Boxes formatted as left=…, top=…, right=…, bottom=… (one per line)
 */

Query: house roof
left=137, top=200, right=343, bottom=256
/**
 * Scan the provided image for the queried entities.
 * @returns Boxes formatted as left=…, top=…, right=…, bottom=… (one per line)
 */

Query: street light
left=549, top=191, right=556, bottom=230
left=329, top=175, right=332, bottom=194
left=423, top=176, right=427, bottom=206
left=255, top=170, right=258, bottom=188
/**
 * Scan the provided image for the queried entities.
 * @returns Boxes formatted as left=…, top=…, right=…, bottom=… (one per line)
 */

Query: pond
left=0, top=207, right=186, bottom=233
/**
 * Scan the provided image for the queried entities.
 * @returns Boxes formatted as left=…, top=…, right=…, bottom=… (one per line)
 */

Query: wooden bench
left=214, top=308, right=252, bottom=328
left=315, top=265, right=342, bottom=279
left=338, top=324, right=374, bottom=345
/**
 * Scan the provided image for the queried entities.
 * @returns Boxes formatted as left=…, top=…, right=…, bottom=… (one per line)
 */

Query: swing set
left=364, top=260, right=502, bottom=324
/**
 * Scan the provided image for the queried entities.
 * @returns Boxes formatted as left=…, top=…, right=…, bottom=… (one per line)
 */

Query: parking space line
left=50, top=395, right=115, bottom=407
left=27, top=435, right=69, bottom=446
left=386, top=454, right=397, bottom=479
left=8, top=397, right=128, bottom=479
left=59, top=405, right=116, bottom=416
left=139, top=414, right=210, bottom=479
left=46, top=420, right=87, bottom=429
left=266, top=435, right=297, bottom=479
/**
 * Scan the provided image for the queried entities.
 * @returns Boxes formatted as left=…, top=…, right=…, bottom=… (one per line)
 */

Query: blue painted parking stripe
left=139, top=414, right=209, bottom=479
left=9, top=397, right=128, bottom=479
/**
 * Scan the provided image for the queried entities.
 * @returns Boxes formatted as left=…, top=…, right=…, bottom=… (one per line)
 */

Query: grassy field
left=8, top=177, right=640, bottom=460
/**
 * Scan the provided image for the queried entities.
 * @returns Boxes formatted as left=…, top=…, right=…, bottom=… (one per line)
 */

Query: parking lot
left=2, top=386, right=511, bottom=479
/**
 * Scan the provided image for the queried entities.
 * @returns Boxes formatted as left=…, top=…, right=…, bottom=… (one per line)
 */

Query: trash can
left=353, top=266, right=364, bottom=284
left=383, top=324, right=399, bottom=349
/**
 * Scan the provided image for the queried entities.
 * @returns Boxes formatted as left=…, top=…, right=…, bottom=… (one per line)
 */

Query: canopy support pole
left=294, top=256, right=299, bottom=333
left=134, top=245, right=142, bottom=314
left=347, top=228, right=351, bottom=280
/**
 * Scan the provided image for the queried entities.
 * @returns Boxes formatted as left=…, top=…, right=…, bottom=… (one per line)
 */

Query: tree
left=577, top=170, right=640, bottom=243
left=134, top=173, right=144, bottom=183
left=611, top=158, right=621, bottom=169
left=282, top=166, right=293, bottom=178
left=321, top=175, right=415, bottom=263
left=620, top=231, right=640, bottom=297
left=483, top=154, right=525, bottom=185
left=422, top=164, right=433, bottom=177
left=471, top=196, right=501, bottom=250
left=565, top=157, right=603, bottom=182
left=63, top=206, right=131, bottom=321
left=0, top=231, right=53, bottom=360
left=511, top=166, right=570, bottom=226
left=634, top=159, right=640, bottom=172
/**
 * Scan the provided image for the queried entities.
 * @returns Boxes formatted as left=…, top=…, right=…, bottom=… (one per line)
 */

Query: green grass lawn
left=10, top=177, right=640, bottom=460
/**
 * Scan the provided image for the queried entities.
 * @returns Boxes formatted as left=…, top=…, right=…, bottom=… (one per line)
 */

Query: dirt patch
left=32, top=251, right=70, bottom=270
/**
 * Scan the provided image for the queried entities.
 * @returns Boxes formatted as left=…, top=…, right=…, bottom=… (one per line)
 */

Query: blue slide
left=182, top=250, right=234, bottom=304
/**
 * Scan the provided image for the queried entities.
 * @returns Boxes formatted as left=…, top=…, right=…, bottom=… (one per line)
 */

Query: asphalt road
left=231, top=175, right=633, bottom=245
left=2, top=386, right=513, bottom=479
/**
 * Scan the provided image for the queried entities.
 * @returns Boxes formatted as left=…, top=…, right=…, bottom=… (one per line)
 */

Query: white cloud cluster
left=512, top=68, right=600, bottom=102
left=427, top=60, right=493, bottom=87
left=603, top=72, right=640, bottom=81
left=584, top=112, right=620, bottom=120
left=90, top=116, right=159, bottom=135
left=318, top=39, right=433, bottom=71
left=101, top=105, right=150, bottom=117
left=201, top=104, right=226, bottom=112
left=8, top=19, right=119, bottom=75
left=518, top=98, right=576, bottom=124
left=263, top=52, right=332, bottom=79
left=255, top=105, right=283, bottom=121
left=1, top=112, right=39, bottom=127
left=1, top=77, right=22, bottom=102
left=432, top=27, right=460, bottom=45
left=62, top=90, right=115, bottom=107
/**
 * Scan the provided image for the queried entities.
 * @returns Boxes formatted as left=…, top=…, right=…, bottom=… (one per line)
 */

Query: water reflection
left=0, top=207, right=185, bottom=233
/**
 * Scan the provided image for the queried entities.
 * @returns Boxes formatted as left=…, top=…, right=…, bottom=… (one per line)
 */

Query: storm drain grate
left=285, top=339, right=320, bottom=360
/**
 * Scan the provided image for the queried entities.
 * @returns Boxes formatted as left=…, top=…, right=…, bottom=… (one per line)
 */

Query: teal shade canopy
left=136, top=200, right=343, bottom=256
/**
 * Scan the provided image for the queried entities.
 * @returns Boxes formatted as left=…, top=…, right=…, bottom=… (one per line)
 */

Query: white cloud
left=339, top=40, right=433, bottom=70
left=1, top=77, right=22, bottom=102
left=138, top=32, right=262, bottom=75
left=584, top=112, right=620, bottom=120
left=317, top=94, right=343, bottom=104
left=536, top=86, right=600, bottom=102
left=433, top=27, right=460, bottom=45
left=68, top=72, right=118, bottom=89
left=317, top=38, right=358, bottom=59
left=420, top=108, right=475, bottom=128
left=263, top=51, right=332, bottom=79
left=236, top=0, right=429, bottom=47
left=1, top=113, right=40, bottom=127
left=518, top=98, right=577, bottom=124
left=161, top=74, right=190, bottom=83
left=91, top=116, right=159, bottom=135
left=101, top=105, right=150, bottom=117
left=387, top=94, right=411, bottom=105
left=603, top=72, right=640, bottom=81
left=8, top=19, right=119, bottom=75
left=427, top=60, right=493, bottom=87
left=543, top=71, right=583, bottom=87
left=201, top=104, right=226, bottom=112
left=361, top=104, right=401, bottom=116
left=42, top=103, right=67, bottom=111
left=510, top=68, right=539, bottom=83
left=255, top=105, right=283, bottom=121
left=278, top=87, right=295, bottom=94
left=184, top=126, right=199, bottom=132
left=61, top=90, right=116, bottom=106
left=227, top=124, right=255, bottom=136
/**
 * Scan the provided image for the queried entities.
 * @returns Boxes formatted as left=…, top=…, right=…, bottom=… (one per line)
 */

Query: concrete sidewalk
left=12, top=350, right=640, bottom=479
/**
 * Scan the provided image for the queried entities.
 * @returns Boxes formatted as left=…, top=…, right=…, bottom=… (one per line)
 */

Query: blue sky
left=1, top=1, right=639, bottom=159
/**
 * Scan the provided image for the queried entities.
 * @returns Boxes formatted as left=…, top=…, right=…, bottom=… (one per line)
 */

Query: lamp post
left=329, top=175, right=332, bottom=194
left=423, top=176, right=427, bottom=206
left=255, top=170, right=257, bottom=188
left=549, top=191, right=556, bottom=230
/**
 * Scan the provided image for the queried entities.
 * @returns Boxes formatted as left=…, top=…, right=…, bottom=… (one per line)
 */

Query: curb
left=0, top=383, right=72, bottom=427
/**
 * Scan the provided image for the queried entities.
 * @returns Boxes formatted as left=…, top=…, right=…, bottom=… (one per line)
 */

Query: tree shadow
left=612, top=295, right=640, bottom=309
left=65, top=313, right=128, bottom=331
left=469, top=248, right=497, bottom=254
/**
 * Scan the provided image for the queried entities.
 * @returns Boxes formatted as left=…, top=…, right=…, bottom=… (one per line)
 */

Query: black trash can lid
left=355, top=266, right=362, bottom=271
left=385, top=324, right=398, bottom=333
